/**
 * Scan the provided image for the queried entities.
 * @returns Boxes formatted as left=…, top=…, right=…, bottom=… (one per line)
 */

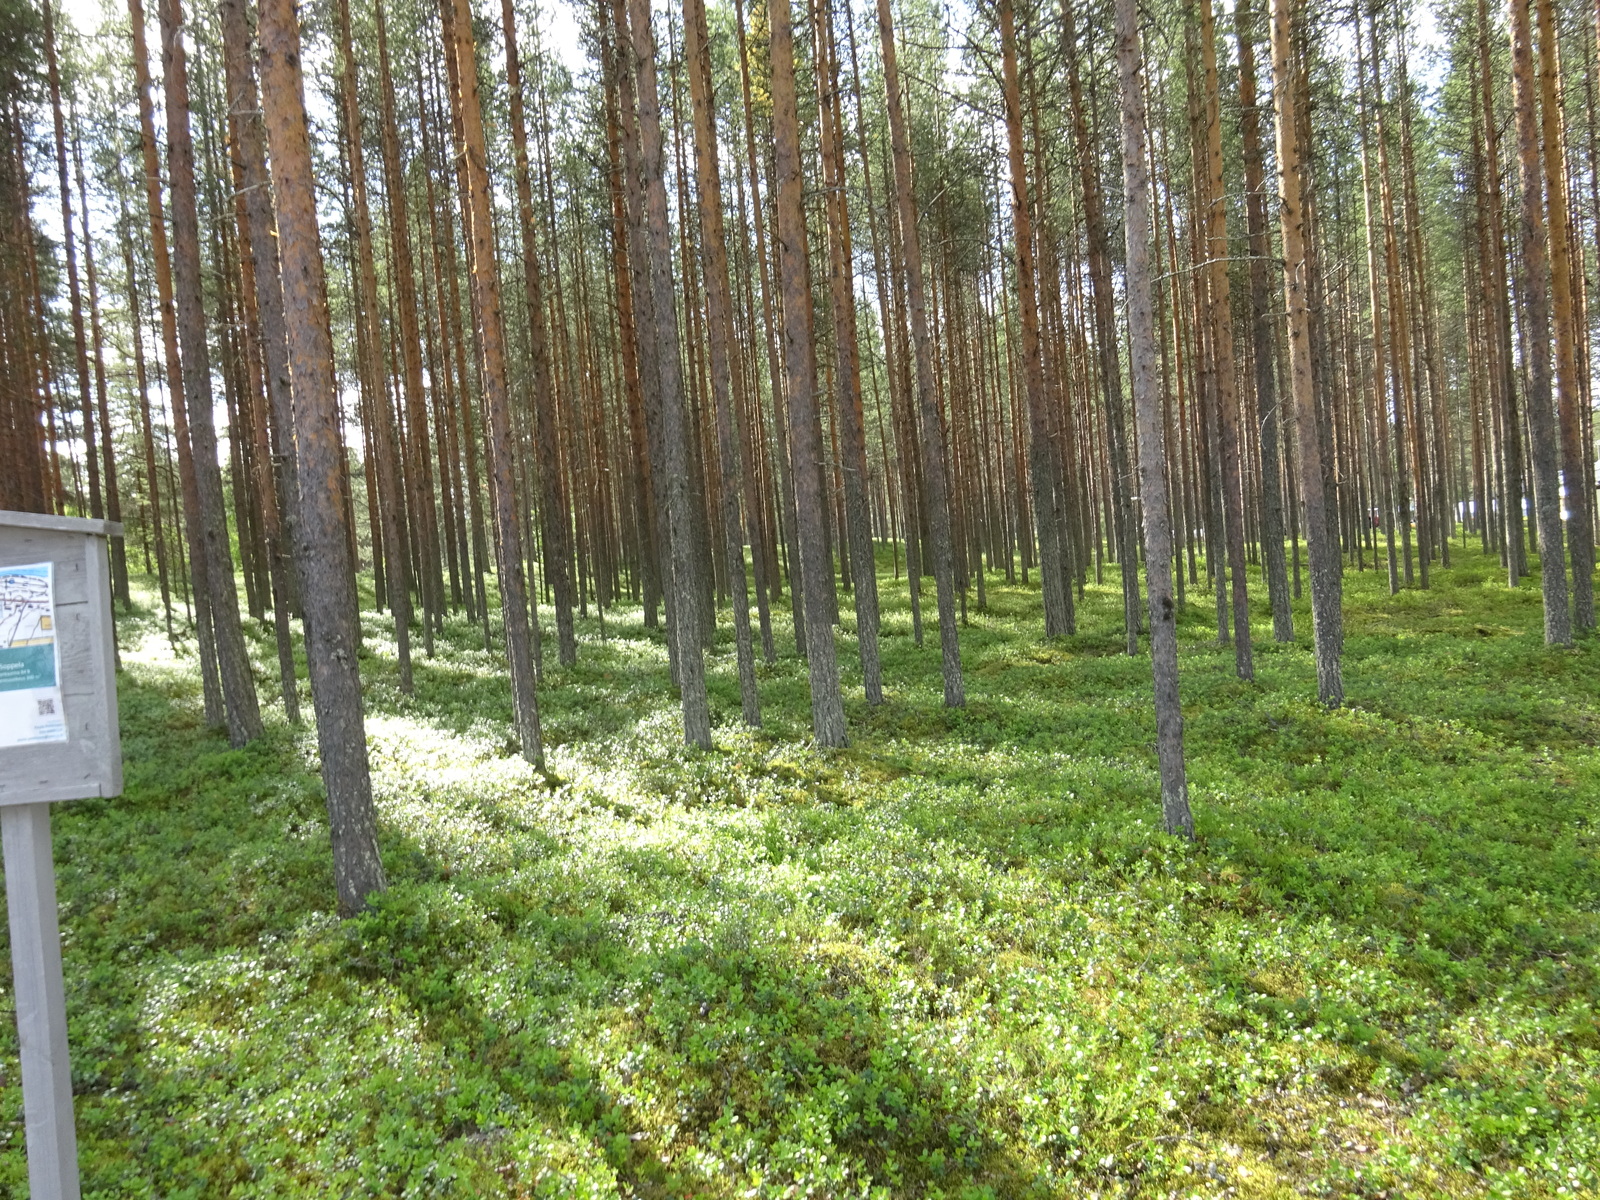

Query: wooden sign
left=1, top=510, right=124, bottom=1200
left=1, top=512, right=122, bottom=805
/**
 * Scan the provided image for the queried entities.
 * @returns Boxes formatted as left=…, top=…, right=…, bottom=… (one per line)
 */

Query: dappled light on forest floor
left=0, top=547, right=1595, bottom=1198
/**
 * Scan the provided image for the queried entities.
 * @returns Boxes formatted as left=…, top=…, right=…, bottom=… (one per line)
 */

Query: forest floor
left=0, top=542, right=1595, bottom=1199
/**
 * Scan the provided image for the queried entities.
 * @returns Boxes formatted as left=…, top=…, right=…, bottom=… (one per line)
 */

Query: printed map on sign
left=0, top=562, right=67, bottom=748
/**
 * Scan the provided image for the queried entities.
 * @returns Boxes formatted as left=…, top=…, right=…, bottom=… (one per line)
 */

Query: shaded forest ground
left=0, top=543, right=1595, bottom=1198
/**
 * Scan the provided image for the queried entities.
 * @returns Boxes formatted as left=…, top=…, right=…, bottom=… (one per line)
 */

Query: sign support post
left=3, top=803, right=78, bottom=1200
left=0, top=511, right=124, bottom=1200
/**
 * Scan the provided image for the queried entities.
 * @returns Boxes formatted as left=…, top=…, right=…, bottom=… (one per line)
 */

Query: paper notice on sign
left=0, top=562, right=67, bottom=747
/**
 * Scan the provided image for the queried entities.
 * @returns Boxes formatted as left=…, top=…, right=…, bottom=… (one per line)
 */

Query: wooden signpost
left=1, top=511, right=123, bottom=1200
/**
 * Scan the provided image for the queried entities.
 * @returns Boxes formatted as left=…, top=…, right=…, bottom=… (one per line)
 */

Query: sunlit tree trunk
left=1535, top=0, right=1593, bottom=628
left=1000, top=0, right=1072, bottom=639
left=1117, top=0, right=1192, bottom=839
left=502, top=0, right=579, bottom=667
left=772, top=0, right=848, bottom=742
left=219, top=0, right=298, bottom=721
left=685, top=0, right=760, bottom=725
left=444, top=0, right=548, bottom=759
left=159, top=0, right=261, bottom=745
left=876, top=0, right=964, bottom=707
left=1270, top=0, right=1343, bottom=704
left=259, top=0, right=387, bottom=916
left=1508, top=0, right=1572, bottom=645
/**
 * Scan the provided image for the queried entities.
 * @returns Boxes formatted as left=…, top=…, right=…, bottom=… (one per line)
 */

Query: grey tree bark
left=624, top=0, right=713, bottom=747
left=1117, top=0, right=1194, bottom=839
left=1508, top=0, right=1572, bottom=645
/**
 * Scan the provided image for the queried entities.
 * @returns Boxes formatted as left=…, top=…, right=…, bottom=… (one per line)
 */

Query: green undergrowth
left=0, top=543, right=1595, bottom=1198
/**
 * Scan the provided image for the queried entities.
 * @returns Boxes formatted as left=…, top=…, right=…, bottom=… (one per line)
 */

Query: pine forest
left=0, top=0, right=1596, bottom=1189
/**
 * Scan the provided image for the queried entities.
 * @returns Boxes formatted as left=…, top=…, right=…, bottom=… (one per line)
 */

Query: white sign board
left=0, top=562, right=69, bottom=747
left=0, top=514, right=122, bottom=807
left=0, top=511, right=124, bottom=1200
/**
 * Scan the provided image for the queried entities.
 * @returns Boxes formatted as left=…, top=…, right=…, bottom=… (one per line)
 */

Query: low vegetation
left=2, top=546, right=1595, bottom=1198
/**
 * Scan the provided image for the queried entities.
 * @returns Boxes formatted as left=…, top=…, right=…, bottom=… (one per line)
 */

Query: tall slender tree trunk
left=815, top=0, right=883, bottom=704
left=131, top=0, right=220, bottom=713
left=259, top=0, right=387, bottom=916
left=334, top=0, right=415, bottom=692
left=44, top=0, right=102, bottom=534
left=69, top=109, right=129, bottom=605
left=621, top=0, right=713, bottom=747
left=159, top=0, right=262, bottom=745
left=685, top=0, right=761, bottom=725
left=876, top=0, right=964, bottom=707
left=1000, top=0, right=1072, bottom=640
left=502, top=0, right=579, bottom=668
left=1064, top=0, right=1140, bottom=654
left=1235, top=0, right=1292, bottom=641
left=734, top=0, right=803, bottom=648
left=1535, top=0, right=1593, bottom=628
left=374, top=0, right=446, bottom=640
left=116, top=178, right=174, bottom=637
left=1117, top=0, right=1192, bottom=839
left=771, top=0, right=848, bottom=742
left=1270, top=0, right=1343, bottom=704
left=1199, top=0, right=1253, bottom=678
left=1509, top=0, right=1572, bottom=644
left=219, top=0, right=299, bottom=722
left=445, top=0, right=548, bottom=759
left=1478, top=0, right=1526, bottom=583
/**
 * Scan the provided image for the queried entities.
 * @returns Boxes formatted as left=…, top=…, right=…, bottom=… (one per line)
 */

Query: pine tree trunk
left=43, top=0, right=102, bottom=532
left=814, top=0, right=883, bottom=704
left=444, top=0, right=549, bottom=759
left=1000, top=0, right=1072, bottom=640
left=1064, top=0, right=1140, bottom=654
left=258, top=0, right=387, bottom=916
left=158, top=0, right=262, bottom=745
left=1235, top=0, right=1292, bottom=641
left=1270, top=0, right=1343, bottom=704
left=502, top=0, right=579, bottom=667
left=620, top=0, right=713, bottom=746
left=1116, top=0, right=1192, bottom=839
left=734, top=0, right=802, bottom=641
left=1508, top=0, right=1573, bottom=644
left=1535, top=0, right=1594, bottom=628
left=685, top=0, right=760, bottom=725
left=69, top=112, right=128, bottom=606
left=1477, top=0, right=1526, bottom=583
left=772, top=0, right=848, bottom=742
left=1199, top=0, right=1253, bottom=678
left=876, top=0, right=964, bottom=707
left=375, top=0, right=447, bottom=641
left=218, top=0, right=299, bottom=721
left=115, top=179, right=174, bottom=637
left=334, top=0, right=416, bottom=692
